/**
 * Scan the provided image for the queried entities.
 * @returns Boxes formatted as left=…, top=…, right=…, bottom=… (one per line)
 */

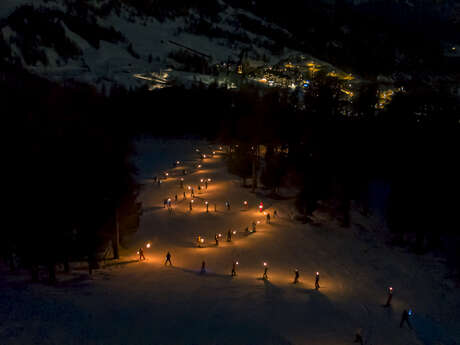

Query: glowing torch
left=259, top=202, right=263, bottom=212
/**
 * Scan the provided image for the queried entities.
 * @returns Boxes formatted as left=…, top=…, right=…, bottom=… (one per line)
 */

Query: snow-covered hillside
left=0, top=0, right=298, bottom=88
left=1, top=139, right=459, bottom=345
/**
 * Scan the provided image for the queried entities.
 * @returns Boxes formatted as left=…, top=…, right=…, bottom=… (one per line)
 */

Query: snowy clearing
left=1, top=139, right=459, bottom=345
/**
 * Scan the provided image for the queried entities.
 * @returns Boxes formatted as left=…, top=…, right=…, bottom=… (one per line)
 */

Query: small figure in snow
left=138, top=248, right=145, bottom=261
left=205, top=180, right=208, bottom=189
left=400, top=309, right=413, bottom=329
left=293, top=269, right=300, bottom=284
left=200, top=261, right=206, bottom=274
left=165, top=251, right=172, bottom=266
left=226, top=201, right=230, bottom=210
left=227, top=230, right=232, bottom=242
left=153, top=176, right=157, bottom=183
left=252, top=221, right=257, bottom=232
left=215, top=234, right=219, bottom=246
left=198, top=185, right=201, bottom=192
left=384, top=287, right=393, bottom=307
left=158, top=180, right=161, bottom=186
left=263, top=265, right=269, bottom=280
left=274, top=209, right=278, bottom=218
left=175, top=194, right=178, bottom=202
left=315, top=272, right=320, bottom=290
left=214, top=203, right=217, bottom=212
left=231, top=261, right=238, bottom=276
left=245, top=226, right=250, bottom=234
left=163, top=199, right=167, bottom=208
left=266, top=213, right=271, bottom=224
left=183, top=191, right=186, bottom=199
left=354, top=330, right=364, bottom=345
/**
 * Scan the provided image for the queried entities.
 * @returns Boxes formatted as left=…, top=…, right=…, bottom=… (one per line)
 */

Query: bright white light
left=263, top=262, right=267, bottom=266
left=146, top=243, right=151, bottom=248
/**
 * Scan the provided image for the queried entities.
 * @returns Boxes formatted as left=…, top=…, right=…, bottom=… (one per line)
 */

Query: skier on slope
left=165, top=252, right=172, bottom=266
left=252, top=221, right=257, bottom=232
left=266, top=213, right=271, bottom=224
left=200, top=261, right=206, bottom=274
left=384, top=287, right=393, bottom=307
left=400, top=309, right=413, bottom=329
left=315, top=272, right=320, bottom=290
left=227, top=229, right=232, bottom=242
left=353, top=330, right=364, bottom=345
left=294, top=269, right=300, bottom=284
left=231, top=261, right=238, bottom=276
left=263, top=265, right=269, bottom=279
left=138, top=248, right=145, bottom=261
left=226, top=201, right=230, bottom=210
left=215, top=234, right=219, bottom=246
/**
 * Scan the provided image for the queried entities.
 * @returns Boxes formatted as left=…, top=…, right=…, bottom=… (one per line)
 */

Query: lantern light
left=207, top=178, right=211, bottom=182
left=176, top=161, right=180, bottom=165
left=232, top=230, right=236, bottom=235
left=263, top=262, right=267, bottom=266
left=146, top=243, right=151, bottom=248
left=191, top=199, right=194, bottom=203
left=200, top=178, right=204, bottom=183
left=236, top=261, right=239, bottom=265
left=200, top=238, right=204, bottom=243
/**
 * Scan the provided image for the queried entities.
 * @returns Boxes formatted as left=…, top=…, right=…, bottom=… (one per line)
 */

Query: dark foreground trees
left=2, top=66, right=138, bottom=283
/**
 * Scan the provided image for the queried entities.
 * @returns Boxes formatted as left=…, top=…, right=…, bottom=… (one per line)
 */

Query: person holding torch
left=315, top=272, right=320, bottom=290
left=231, top=261, right=238, bottom=276
left=262, top=262, right=269, bottom=280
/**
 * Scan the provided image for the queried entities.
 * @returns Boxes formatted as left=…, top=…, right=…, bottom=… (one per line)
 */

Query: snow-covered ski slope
left=1, top=138, right=459, bottom=345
